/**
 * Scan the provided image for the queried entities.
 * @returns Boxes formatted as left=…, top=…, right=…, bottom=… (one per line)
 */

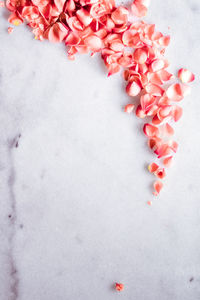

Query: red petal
left=143, top=123, right=159, bottom=137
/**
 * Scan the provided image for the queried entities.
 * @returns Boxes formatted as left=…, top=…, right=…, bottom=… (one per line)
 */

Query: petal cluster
left=5, top=0, right=195, bottom=198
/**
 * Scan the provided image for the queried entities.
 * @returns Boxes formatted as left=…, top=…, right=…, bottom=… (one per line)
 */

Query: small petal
left=134, top=49, right=148, bottom=64
left=163, top=156, right=173, bottom=167
left=8, top=27, right=13, bottom=34
left=124, top=104, right=135, bottom=113
left=143, top=123, right=159, bottom=137
left=154, top=167, right=166, bottom=179
left=153, top=180, right=163, bottom=196
left=148, top=162, right=159, bottom=173
left=126, top=81, right=141, bottom=97
left=115, top=283, right=124, bottom=292
left=178, top=68, right=195, bottom=83
left=172, top=105, right=183, bottom=122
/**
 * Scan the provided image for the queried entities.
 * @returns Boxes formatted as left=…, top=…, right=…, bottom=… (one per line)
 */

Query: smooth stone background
left=0, top=0, right=200, bottom=299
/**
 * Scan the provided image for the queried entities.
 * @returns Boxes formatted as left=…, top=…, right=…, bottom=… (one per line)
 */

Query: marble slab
left=0, top=0, right=200, bottom=299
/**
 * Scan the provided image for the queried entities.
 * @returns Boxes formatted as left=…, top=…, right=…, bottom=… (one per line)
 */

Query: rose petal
left=126, top=81, right=141, bottom=97
left=134, top=48, right=148, bottom=64
left=148, top=162, right=159, bottom=173
left=163, top=156, right=173, bottom=167
left=154, top=167, right=166, bottom=179
left=153, top=180, right=163, bottom=196
left=178, top=68, right=195, bottom=83
left=124, top=104, right=135, bottom=113
left=143, top=123, right=159, bottom=137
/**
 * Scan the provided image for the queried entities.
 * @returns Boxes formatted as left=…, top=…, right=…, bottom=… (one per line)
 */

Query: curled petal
left=163, top=156, right=173, bottom=167
left=143, top=123, right=159, bottom=137
left=148, top=162, right=159, bottom=173
left=136, top=104, right=146, bottom=118
left=65, top=32, right=81, bottom=46
left=8, top=12, right=23, bottom=25
left=8, top=27, right=13, bottom=33
left=178, top=68, right=195, bottom=83
left=140, top=93, right=156, bottom=112
left=126, top=81, right=141, bottom=97
left=124, top=104, right=135, bottom=113
left=148, top=137, right=162, bottom=151
left=155, top=144, right=171, bottom=158
left=111, top=7, right=128, bottom=25
left=157, top=70, right=174, bottom=82
left=153, top=180, right=163, bottom=196
left=154, top=167, right=166, bottom=179
left=46, top=23, right=68, bottom=43
left=76, top=8, right=93, bottom=26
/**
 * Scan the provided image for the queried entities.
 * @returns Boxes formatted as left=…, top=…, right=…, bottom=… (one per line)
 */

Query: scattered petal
left=148, top=162, right=159, bottom=173
left=124, top=104, right=135, bottom=113
left=115, top=283, right=124, bottom=292
left=143, top=123, right=159, bottom=137
left=163, top=156, right=173, bottom=167
left=178, top=68, right=195, bottom=83
left=8, top=27, right=13, bottom=33
left=153, top=180, right=163, bottom=196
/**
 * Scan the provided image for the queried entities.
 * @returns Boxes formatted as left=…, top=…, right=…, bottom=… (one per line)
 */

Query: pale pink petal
left=164, top=123, right=174, bottom=136
left=133, top=48, right=148, bottom=64
left=84, top=35, right=103, bottom=51
left=131, top=2, right=147, bottom=17
left=163, top=156, right=173, bottom=167
left=166, top=83, right=190, bottom=102
left=155, top=144, right=171, bottom=158
left=159, top=35, right=170, bottom=47
left=0, top=1, right=5, bottom=7
left=124, top=104, right=135, bottom=113
left=145, top=83, right=164, bottom=96
left=8, top=27, right=13, bottom=33
left=143, top=123, right=159, bottom=137
left=172, top=105, right=183, bottom=122
left=168, top=140, right=178, bottom=153
left=126, top=81, right=141, bottom=97
left=76, top=8, right=93, bottom=27
left=153, top=180, right=163, bottom=196
left=111, top=7, right=128, bottom=25
left=135, top=104, right=146, bottom=118
left=178, top=68, right=195, bottom=83
left=150, top=59, right=165, bottom=72
left=157, top=70, right=174, bottom=82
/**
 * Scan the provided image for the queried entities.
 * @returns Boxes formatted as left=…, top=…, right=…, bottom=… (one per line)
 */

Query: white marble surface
left=1, top=1, right=200, bottom=299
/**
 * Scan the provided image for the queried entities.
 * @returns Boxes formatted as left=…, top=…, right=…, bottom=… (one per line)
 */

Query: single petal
left=172, top=105, right=183, bottom=122
left=111, top=7, right=128, bottom=25
left=131, top=2, right=147, bottom=17
left=178, top=68, right=195, bottom=83
left=145, top=83, right=164, bottom=96
left=166, top=83, right=191, bottom=101
left=148, top=162, right=159, bottom=173
left=134, top=48, right=148, bottom=64
left=8, top=27, right=13, bottom=33
left=154, top=167, right=166, bottom=179
left=150, top=59, right=165, bottom=72
left=135, top=104, right=146, bottom=118
left=163, top=156, right=173, bottom=167
left=84, top=35, right=103, bottom=51
left=76, top=8, right=93, bottom=27
left=124, top=104, right=135, bottom=113
left=153, top=180, right=163, bottom=196
left=143, top=123, right=159, bottom=137
left=126, top=81, right=141, bottom=97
